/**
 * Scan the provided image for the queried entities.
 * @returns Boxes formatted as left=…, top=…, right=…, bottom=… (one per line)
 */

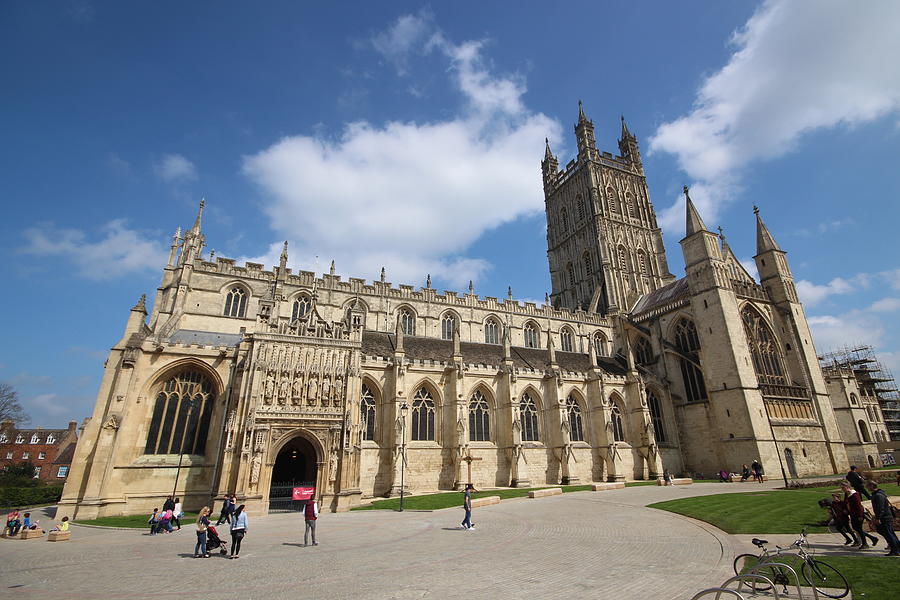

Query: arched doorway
left=269, top=435, right=319, bottom=512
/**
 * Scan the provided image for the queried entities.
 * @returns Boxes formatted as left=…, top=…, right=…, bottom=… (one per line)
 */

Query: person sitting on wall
left=5, top=509, right=21, bottom=536
left=740, top=465, right=751, bottom=482
left=718, top=469, right=730, bottom=483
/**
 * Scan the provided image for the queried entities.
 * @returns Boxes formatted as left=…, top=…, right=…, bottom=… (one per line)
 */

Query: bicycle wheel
left=732, top=554, right=774, bottom=592
left=801, top=559, right=849, bottom=599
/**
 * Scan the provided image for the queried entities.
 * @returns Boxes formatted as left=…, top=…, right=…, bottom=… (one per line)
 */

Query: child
left=148, top=508, right=160, bottom=535
left=22, top=512, right=42, bottom=532
left=50, top=516, right=69, bottom=532
left=159, top=509, right=174, bottom=533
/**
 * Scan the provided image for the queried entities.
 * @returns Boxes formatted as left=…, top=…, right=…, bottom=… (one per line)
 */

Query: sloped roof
left=52, top=443, right=77, bottom=464
left=631, top=277, right=690, bottom=316
left=2, top=429, right=70, bottom=445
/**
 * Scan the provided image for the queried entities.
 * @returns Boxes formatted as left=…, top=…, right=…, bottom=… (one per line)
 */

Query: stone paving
left=0, top=482, right=789, bottom=600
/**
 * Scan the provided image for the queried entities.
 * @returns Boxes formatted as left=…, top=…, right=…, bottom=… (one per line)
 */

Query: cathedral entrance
left=269, top=435, right=318, bottom=512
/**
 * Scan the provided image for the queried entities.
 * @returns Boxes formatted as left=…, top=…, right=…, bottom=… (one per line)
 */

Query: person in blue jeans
left=867, top=480, right=900, bottom=556
left=460, top=483, right=476, bottom=530
left=194, top=507, right=211, bottom=558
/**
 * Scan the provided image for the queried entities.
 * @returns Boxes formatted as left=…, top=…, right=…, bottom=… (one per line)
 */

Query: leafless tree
left=0, top=383, right=29, bottom=425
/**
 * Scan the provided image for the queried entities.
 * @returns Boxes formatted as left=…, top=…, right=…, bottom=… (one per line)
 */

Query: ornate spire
left=578, top=99, right=588, bottom=123
left=683, top=185, right=708, bottom=236
left=468, top=280, right=475, bottom=295
left=502, top=324, right=511, bottom=361
left=544, top=137, right=553, bottom=160
left=132, top=294, right=147, bottom=313
left=380, top=267, right=385, bottom=283
left=279, top=241, right=289, bottom=267
left=394, top=314, right=404, bottom=352
left=544, top=292, right=550, bottom=305
left=755, top=206, right=782, bottom=253
left=452, top=323, right=461, bottom=357
left=329, top=259, right=335, bottom=276
left=191, top=198, right=204, bottom=234
left=426, top=274, right=431, bottom=288
left=507, top=286, right=513, bottom=300
left=547, top=329, right=557, bottom=365
left=620, top=114, right=634, bottom=140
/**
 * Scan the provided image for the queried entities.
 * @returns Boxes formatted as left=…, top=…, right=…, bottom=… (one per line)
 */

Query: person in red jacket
left=303, top=498, right=318, bottom=546
left=842, top=481, right=878, bottom=549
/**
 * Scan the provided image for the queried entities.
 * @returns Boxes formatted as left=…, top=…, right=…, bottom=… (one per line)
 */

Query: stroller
left=206, top=525, right=229, bottom=555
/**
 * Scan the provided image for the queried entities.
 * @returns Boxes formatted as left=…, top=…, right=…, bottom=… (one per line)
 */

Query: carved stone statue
left=250, top=455, right=261, bottom=484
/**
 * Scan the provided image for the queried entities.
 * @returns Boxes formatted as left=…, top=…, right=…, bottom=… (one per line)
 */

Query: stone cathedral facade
left=59, top=103, right=874, bottom=518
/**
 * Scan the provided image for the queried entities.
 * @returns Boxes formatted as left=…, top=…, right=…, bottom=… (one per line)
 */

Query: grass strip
left=739, top=554, right=899, bottom=600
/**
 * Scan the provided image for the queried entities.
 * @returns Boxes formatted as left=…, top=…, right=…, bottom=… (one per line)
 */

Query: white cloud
left=796, top=276, right=857, bottom=307
left=809, top=312, right=886, bottom=353
left=242, top=17, right=561, bottom=289
left=28, top=393, right=68, bottom=417
left=22, top=219, right=167, bottom=280
left=869, top=298, right=900, bottom=313
left=649, top=0, right=900, bottom=232
left=155, top=153, right=197, bottom=182
left=371, top=11, right=432, bottom=75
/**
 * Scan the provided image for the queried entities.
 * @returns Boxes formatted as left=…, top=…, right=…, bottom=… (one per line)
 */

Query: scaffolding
left=819, top=345, right=900, bottom=442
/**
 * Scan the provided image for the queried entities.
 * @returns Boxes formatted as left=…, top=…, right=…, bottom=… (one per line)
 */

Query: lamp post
left=172, top=398, right=199, bottom=499
left=399, top=401, right=409, bottom=512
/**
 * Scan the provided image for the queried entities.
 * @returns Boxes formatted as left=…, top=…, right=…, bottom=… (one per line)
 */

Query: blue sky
left=2, top=1, right=899, bottom=427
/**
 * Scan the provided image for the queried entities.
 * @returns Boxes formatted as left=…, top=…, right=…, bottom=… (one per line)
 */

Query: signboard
left=292, top=486, right=316, bottom=501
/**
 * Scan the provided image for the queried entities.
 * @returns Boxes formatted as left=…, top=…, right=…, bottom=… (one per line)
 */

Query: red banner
left=292, top=486, right=315, bottom=501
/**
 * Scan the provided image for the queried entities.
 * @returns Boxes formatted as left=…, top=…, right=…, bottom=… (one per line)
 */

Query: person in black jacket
left=846, top=466, right=871, bottom=499
left=162, top=495, right=176, bottom=512
left=866, top=480, right=900, bottom=556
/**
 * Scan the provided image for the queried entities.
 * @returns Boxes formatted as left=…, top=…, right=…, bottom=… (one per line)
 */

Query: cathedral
left=58, top=102, right=888, bottom=518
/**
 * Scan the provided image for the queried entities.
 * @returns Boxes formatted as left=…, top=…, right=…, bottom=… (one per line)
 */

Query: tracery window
left=594, top=332, right=608, bottom=358
left=292, top=295, right=311, bottom=320
left=520, top=393, right=539, bottom=442
left=411, top=387, right=436, bottom=441
left=567, top=263, right=576, bottom=287
left=560, top=207, right=569, bottom=233
left=484, top=318, right=500, bottom=345
left=524, top=323, right=539, bottom=349
left=566, top=395, right=585, bottom=442
left=611, top=404, right=625, bottom=442
left=647, top=391, right=667, bottom=443
left=398, top=308, right=415, bottom=335
left=741, top=307, right=786, bottom=386
left=626, top=194, right=636, bottom=217
left=469, top=390, right=491, bottom=442
left=577, top=196, right=586, bottom=221
left=583, top=252, right=593, bottom=278
left=361, top=385, right=376, bottom=442
left=849, top=393, right=858, bottom=406
left=607, top=187, right=617, bottom=212
left=638, top=251, right=647, bottom=275
left=635, top=337, right=654, bottom=366
left=560, top=328, right=574, bottom=352
left=441, top=313, right=457, bottom=340
left=224, top=286, right=248, bottom=318
left=145, top=370, right=216, bottom=455
left=673, top=318, right=707, bottom=402
left=618, top=246, right=628, bottom=271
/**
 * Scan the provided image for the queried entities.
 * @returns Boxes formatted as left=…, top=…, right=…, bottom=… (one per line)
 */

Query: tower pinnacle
left=755, top=207, right=782, bottom=253
left=683, top=185, right=708, bottom=236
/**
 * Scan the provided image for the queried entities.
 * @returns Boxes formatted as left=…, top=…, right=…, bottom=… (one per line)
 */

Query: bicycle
left=733, top=529, right=849, bottom=599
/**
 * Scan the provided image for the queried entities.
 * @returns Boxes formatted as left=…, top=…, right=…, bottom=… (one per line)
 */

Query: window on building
left=560, top=328, right=574, bottom=352
left=30, top=434, right=40, bottom=444
left=224, top=286, right=248, bottom=317
left=398, top=309, right=415, bottom=335
left=4, top=452, right=11, bottom=459
left=411, top=387, right=436, bottom=441
left=577, top=196, right=586, bottom=221
left=15, top=435, right=24, bottom=444
left=38, top=452, right=46, bottom=460
left=33, top=466, right=40, bottom=478
left=520, top=393, right=539, bottom=442
left=673, top=318, right=708, bottom=402
left=22, top=452, right=29, bottom=459
left=292, top=295, right=311, bottom=320
left=638, top=251, right=647, bottom=275
left=626, top=194, right=636, bottom=217
left=566, top=396, right=585, bottom=442
left=0, top=434, right=7, bottom=443
left=594, top=332, right=608, bottom=359
left=741, top=307, right=787, bottom=386
left=567, top=263, right=576, bottom=288
left=849, top=393, right=859, bottom=406
left=57, top=466, right=69, bottom=478
left=441, top=314, right=457, bottom=341
left=611, top=405, right=625, bottom=442
left=635, top=337, right=654, bottom=366
left=144, top=369, right=216, bottom=455
left=469, top=390, right=491, bottom=442
left=46, top=434, right=55, bottom=444
left=524, top=323, right=539, bottom=348
left=618, top=246, right=628, bottom=271
left=583, top=253, right=593, bottom=279
left=560, top=207, right=569, bottom=233
left=360, top=385, right=376, bottom=442
left=484, top=319, right=500, bottom=345
left=858, top=419, right=872, bottom=443
left=607, top=187, right=617, bottom=212
left=647, top=391, right=667, bottom=443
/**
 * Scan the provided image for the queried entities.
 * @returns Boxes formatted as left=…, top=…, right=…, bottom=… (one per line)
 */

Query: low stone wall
left=470, top=496, right=500, bottom=508
left=528, top=488, right=562, bottom=498
left=591, top=482, right=625, bottom=491
left=658, top=478, right=693, bottom=486
left=47, top=531, right=70, bottom=542
left=19, top=529, right=43, bottom=540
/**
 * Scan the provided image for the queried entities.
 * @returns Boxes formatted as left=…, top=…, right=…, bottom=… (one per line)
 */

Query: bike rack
left=750, top=561, right=820, bottom=600
left=689, top=588, right=746, bottom=600
left=719, top=574, right=780, bottom=600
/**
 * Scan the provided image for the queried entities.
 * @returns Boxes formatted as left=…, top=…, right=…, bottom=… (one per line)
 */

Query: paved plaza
left=1, top=482, right=801, bottom=600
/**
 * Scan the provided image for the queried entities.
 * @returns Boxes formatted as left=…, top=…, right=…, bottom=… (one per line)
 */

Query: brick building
left=0, top=421, right=78, bottom=482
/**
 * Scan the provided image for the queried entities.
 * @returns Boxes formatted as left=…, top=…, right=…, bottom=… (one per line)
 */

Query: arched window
left=520, top=393, right=539, bottom=442
left=560, top=328, right=574, bottom=352
left=626, top=193, right=636, bottom=217
left=361, top=385, right=376, bottom=441
left=30, top=434, right=40, bottom=444
left=577, top=196, right=586, bottom=221
left=224, top=286, right=247, bottom=317
left=411, top=387, right=435, bottom=441
left=560, top=207, right=569, bottom=233
left=618, top=246, right=628, bottom=271
left=566, top=395, right=585, bottom=442
left=46, top=434, right=55, bottom=444
left=607, top=187, right=617, bottom=212
left=469, top=390, right=491, bottom=442
left=611, top=404, right=625, bottom=442
left=673, top=318, right=707, bottom=402
left=637, top=251, right=647, bottom=275
left=849, top=393, right=859, bottom=406
left=647, top=390, right=666, bottom=443
left=867, top=406, right=875, bottom=422
left=484, top=318, right=500, bottom=345
left=741, top=307, right=786, bottom=386
left=635, top=337, right=654, bottom=366
left=398, top=308, right=415, bottom=335
left=292, top=295, right=311, bottom=320
left=593, top=332, right=608, bottom=359
left=868, top=454, right=876, bottom=468
left=441, top=313, right=457, bottom=341
left=524, top=323, right=539, bottom=348
left=567, top=263, right=576, bottom=287
left=583, top=252, right=593, bottom=279
left=145, top=369, right=216, bottom=455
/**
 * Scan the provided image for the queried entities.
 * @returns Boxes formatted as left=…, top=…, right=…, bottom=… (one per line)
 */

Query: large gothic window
left=224, top=286, right=247, bottom=318
left=637, top=251, right=647, bottom=275
left=291, top=295, right=311, bottom=321
left=741, top=307, right=787, bottom=386
left=145, top=370, right=216, bottom=455
left=607, top=187, right=617, bottom=212
left=441, top=313, right=457, bottom=341
left=577, top=196, right=586, bottom=221
left=647, top=391, right=667, bottom=443
left=361, top=385, right=376, bottom=441
left=411, top=387, right=435, bottom=441
left=594, top=332, right=608, bottom=359
left=484, top=318, right=500, bottom=345
left=626, top=193, right=636, bottom=217
left=469, top=390, right=491, bottom=442
left=583, top=252, right=593, bottom=278
left=524, top=323, right=539, bottom=348
left=560, top=207, right=569, bottom=233
left=398, top=308, right=415, bottom=335
left=635, top=337, right=654, bottom=366
left=520, top=393, right=539, bottom=442
left=673, top=318, right=707, bottom=402
left=560, top=328, right=574, bottom=352
left=566, top=395, right=585, bottom=442
left=617, top=246, right=628, bottom=271
left=611, top=404, right=625, bottom=442
left=567, top=263, right=576, bottom=287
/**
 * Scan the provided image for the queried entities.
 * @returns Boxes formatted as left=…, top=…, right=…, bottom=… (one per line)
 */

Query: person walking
left=461, top=483, right=476, bottom=530
left=216, top=494, right=233, bottom=525
left=828, top=493, right=858, bottom=545
left=866, top=480, right=900, bottom=556
left=846, top=466, right=871, bottom=500
left=172, top=497, right=183, bottom=531
left=194, top=507, right=211, bottom=558
left=751, top=460, right=763, bottom=483
left=229, top=504, right=248, bottom=559
left=163, top=495, right=176, bottom=512
left=842, top=481, right=878, bottom=549
left=303, top=498, right=318, bottom=546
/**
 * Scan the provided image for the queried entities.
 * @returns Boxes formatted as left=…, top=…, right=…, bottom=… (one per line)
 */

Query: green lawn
left=649, top=483, right=900, bottom=534
left=75, top=513, right=199, bottom=528
left=738, top=554, right=899, bottom=600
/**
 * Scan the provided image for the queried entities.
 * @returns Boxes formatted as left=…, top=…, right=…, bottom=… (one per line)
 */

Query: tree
left=0, top=383, right=29, bottom=425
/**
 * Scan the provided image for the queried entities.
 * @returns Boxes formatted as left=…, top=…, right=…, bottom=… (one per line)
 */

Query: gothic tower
left=544, top=103, right=674, bottom=315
